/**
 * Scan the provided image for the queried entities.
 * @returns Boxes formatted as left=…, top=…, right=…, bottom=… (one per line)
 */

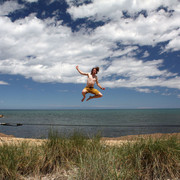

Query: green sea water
left=0, top=109, right=179, bottom=138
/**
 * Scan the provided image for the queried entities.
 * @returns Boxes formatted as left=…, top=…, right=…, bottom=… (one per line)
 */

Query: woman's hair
left=91, top=67, right=99, bottom=74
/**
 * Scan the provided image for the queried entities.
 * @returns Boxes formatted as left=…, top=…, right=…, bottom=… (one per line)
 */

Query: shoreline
left=1, top=132, right=180, bottom=139
left=0, top=132, right=179, bottom=146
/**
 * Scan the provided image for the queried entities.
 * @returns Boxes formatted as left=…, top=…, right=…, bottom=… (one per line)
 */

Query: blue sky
left=0, top=0, right=180, bottom=109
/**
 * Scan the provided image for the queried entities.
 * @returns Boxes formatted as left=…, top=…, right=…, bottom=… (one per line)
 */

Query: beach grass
left=0, top=132, right=179, bottom=180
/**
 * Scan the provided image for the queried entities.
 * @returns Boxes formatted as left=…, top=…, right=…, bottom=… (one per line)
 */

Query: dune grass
left=0, top=131, right=179, bottom=180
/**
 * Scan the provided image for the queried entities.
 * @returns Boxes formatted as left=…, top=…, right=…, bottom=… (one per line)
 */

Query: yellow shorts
left=83, top=87, right=100, bottom=95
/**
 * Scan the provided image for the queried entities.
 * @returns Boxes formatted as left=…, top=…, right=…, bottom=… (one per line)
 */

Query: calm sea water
left=0, top=109, right=180, bottom=138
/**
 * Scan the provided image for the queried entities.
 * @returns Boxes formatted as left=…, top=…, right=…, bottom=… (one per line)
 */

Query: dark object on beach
left=0, top=115, right=4, bottom=118
left=0, top=123, right=23, bottom=126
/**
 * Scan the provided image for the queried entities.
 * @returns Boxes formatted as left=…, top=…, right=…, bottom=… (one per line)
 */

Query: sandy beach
left=1, top=132, right=179, bottom=146
left=0, top=133, right=45, bottom=146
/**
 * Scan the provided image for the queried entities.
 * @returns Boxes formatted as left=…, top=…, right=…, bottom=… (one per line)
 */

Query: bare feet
left=81, top=96, right=86, bottom=102
left=86, top=96, right=93, bottom=101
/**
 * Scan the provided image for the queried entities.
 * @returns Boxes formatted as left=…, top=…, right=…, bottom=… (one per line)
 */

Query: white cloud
left=0, top=0, right=180, bottom=94
left=142, top=51, right=149, bottom=58
left=0, top=1, right=24, bottom=16
left=90, top=9, right=180, bottom=48
left=162, top=92, right=172, bottom=96
left=164, top=36, right=180, bottom=52
left=67, top=0, right=180, bottom=49
left=0, top=81, right=8, bottom=85
left=67, top=0, right=178, bottom=20
left=0, top=14, right=110, bottom=83
left=102, top=75, right=180, bottom=90
left=104, top=57, right=176, bottom=79
left=136, top=88, right=159, bottom=93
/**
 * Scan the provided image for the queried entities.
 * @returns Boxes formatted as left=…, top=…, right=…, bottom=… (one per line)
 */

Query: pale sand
left=101, top=133, right=180, bottom=146
left=0, top=133, right=46, bottom=146
left=0, top=132, right=179, bottom=146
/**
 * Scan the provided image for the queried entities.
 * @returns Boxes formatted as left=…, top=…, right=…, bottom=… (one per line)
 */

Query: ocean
left=0, top=109, right=180, bottom=138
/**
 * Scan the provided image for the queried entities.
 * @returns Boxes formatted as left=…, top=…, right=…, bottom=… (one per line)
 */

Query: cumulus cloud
left=104, top=58, right=173, bottom=78
left=67, top=0, right=180, bottom=49
left=164, top=36, right=180, bottom=52
left=0, top=0, right=179, bottom=94
left=0, top=1, right=24, bottom=16
left=0, top=14, right=109, bottom=83
left=67, top=0, right=178, bottom=19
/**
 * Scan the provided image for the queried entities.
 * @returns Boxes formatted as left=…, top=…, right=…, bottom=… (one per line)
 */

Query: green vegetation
left=0, top=132, right=179, bottom=180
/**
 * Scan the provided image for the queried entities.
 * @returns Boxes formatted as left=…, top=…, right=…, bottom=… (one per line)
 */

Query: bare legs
left=81, top=89, right=103, bottom=102
left=81, top=90, right=87, bottom=102
left=86, top=94, right=103, bottom=101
